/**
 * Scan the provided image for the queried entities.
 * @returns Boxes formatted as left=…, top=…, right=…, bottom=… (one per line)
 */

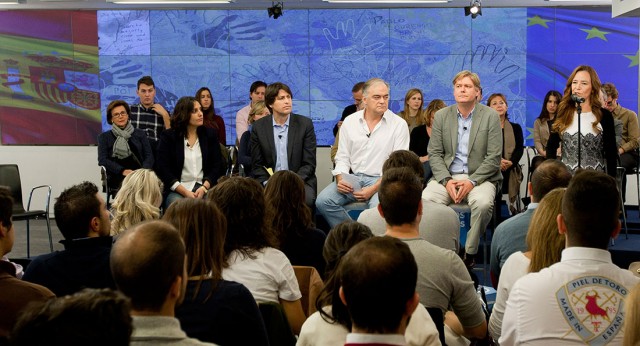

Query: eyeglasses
left=112, top=111, right=128, bottom=118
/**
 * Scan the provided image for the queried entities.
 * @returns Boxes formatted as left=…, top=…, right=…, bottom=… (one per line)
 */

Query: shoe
left=463, top=254, right=476, bottom=269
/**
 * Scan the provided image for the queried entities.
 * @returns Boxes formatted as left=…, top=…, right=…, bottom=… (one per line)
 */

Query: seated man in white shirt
left=339, top=236, right=420, bottom=346
left=500, top=170, right=640, bottom=345
left=316, top=78, right=409, bottom=228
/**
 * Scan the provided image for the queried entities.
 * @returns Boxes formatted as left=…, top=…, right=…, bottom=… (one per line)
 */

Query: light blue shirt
left=450, top=107, right=475, bottom=174
left=273, top=116, right=290, bottom=172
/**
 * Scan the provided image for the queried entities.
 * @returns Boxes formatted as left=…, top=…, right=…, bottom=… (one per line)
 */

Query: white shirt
left=332, top=109, right=409, bottom=177
left=500, top=247, right=640, bottom=345
left=345, top=333, right=406, bottom=346
left=235, top=104, right=251, bottom=140
left=171, top=138, right=203, bottom=192
left=488, top=251, right=529, bottom=343
left=222, top=247, right=302, bottom=304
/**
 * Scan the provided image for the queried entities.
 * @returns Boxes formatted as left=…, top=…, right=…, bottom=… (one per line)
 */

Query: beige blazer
left=428, top=103, right=503, bottom=186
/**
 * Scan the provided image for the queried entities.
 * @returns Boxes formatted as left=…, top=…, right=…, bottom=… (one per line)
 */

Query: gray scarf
left=111, top=121, right=135, bottom=160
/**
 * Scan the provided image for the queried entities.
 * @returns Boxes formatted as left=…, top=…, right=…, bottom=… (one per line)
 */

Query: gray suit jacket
left=428, top=103, right=502, bottom=186
left=250, top=113, right=317, bottom=191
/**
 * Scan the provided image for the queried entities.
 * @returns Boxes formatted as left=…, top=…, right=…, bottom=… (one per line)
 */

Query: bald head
left=110, top=220, right=185, bottom=312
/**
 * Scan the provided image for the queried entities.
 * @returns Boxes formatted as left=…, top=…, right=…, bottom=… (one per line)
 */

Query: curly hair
left=110, top=169, right=163, bottom=236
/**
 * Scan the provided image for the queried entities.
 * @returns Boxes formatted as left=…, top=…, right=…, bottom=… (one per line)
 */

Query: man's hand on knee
left=336, top=179, right=354, bottom=195
left=353, top=185, right=375, bottom=201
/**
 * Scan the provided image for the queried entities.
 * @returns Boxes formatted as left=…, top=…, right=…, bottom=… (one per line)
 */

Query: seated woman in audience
left=98, top=100, right=154, bottom=190
left=156, top=96, right=222, bottom=208
left=209, top=177, right=306, bottom=335
left=164, top=198, right=269, bottom=346
left=398, top=88, right=426, bottom=133
left=624, top=283, right=640, bottom=346
left=488, top=188, right=566, bottom=343
left=531, top=90, right=562, bottom=172
left=196, top=87, right=226, bottom=145
left=265, top=170, right=326, bottom=276
left=409, top=99, right=446, bottom=183
left=488, top=93, right=524, bottom=214
left=297, top=221, right=440, bottom=346
left=238, top=101, right=270, bottom=176
left=110, top=169, right=162, bottom=236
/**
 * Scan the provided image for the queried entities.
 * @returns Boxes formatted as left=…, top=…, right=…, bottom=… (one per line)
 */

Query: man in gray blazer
left=423, top=70, right=502, bottom=267
left=250, top=82, right=317, bottom=207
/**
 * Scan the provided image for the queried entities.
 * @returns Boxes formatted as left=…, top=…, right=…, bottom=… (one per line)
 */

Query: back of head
left=163, top=198, right=227, bottom=281
left=110, top=220, right=185, bottom=312
left=0, top=187, right=13, bottom=229
left=379, top=167, right=423, bottom=226
left=382, top=150, right=424, bottom=180
left=526, top=188, right=566, bottom=273
left=562, top=169, right=619, bottom=249
left=208, top=177, right=275, bottom=259
left=531, top=159, right=572, bottom=201
left=110, top=169, right=163, bottom=236
left=54, top=182, right=100, bottom=240
left=10, top=288, right=132, bottom=346
left=265, top=170, right=312, bottom=243
left=339, top=237, right=417, bottom=333
left=317, top=221, right=374, bottom=328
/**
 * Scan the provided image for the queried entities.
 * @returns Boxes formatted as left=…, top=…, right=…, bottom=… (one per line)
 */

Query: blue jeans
left=315, top=174, right=380, bottom=228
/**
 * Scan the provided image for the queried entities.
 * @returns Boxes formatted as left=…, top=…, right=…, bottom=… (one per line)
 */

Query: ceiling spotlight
left=464, top=0, right=482, bottom=19
left=268, top=2, right=284, bottom=19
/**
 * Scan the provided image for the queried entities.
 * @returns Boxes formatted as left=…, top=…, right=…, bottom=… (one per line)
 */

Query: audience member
left=0, top=188, right=54, bottom=341
left=23, top=182, right=115, bottom=296
left=381, top=167, right=487, bottom=344
left=423, top=70, right=502, bottom=268
left=332, top=82, right=365, bottom=137
left=297, top=221, right=440, bottom=346
left=10, top=288, right=132, bottom=346
left=98, top=99, right=154, bottom=190
left=531, top=90, right=562, bottom=172
left=209, top=177, right=306, bottom=335
left=110, top=169, right=163, bottom=236
left=236, top=80, right=267, bottom=141
left=265, top=170, right=326, bottom=275
left=316, top=78, right=410, bottom=228
left=489, top=188, right=566, bottom=343
left=410, top=99, right=446, bottom=184
left=111, top=220, right=215, bottom=345
left=547, top=65, right=617, bottom=178
left=398, top=88, right=426, bottom=133
left=623, top=283, right=640, bottom=346
left=487, top=93, right=523, bottom=214
left=603, top=82, right=639, bottom=199
left=357, top=150, right=460, bottom=252
left=501, top=170, right=640, bottom=345
left=156, top=96, right=222, bottom=208
left=331, top=97, right=365, bottom=165
left=238, top=101, right=270, bottom=176
left=163, top=199, right=269, bottom=345
left=489, top=159, right=571, bottom=282
left=339, top=237, right=421, bottom=345
left=129, top=75, right=171, bottom=153
left=250, top=82, right=317, bottom=208
left=196, top=87, right=226, bottom=145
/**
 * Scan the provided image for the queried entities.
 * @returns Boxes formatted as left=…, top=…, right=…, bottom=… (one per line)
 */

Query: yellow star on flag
left=527, top=15, right=552, bottom=28
left=579, top=27, right=610, bottom=41
left=624, top=51, right=639, bottom=67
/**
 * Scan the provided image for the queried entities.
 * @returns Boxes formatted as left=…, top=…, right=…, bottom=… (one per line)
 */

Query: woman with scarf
left=98, top=100, right=154, bottom=190
left=487, top=93, right=523, bottom=214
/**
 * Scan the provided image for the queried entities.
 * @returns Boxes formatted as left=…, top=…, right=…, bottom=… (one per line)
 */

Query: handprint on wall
left=322, top=19, right=385, bottom=60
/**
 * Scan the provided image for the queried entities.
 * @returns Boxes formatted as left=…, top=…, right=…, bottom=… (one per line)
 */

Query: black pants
left=619, top=151, right=639, bottom=200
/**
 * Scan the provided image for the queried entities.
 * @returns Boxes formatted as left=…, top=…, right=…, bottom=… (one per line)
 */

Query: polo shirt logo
left=555, top=276, right=628, bottom=345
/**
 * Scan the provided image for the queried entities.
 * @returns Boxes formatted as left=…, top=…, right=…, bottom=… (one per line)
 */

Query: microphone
left=366, top=133, right=370, bottom=138
left=571, top=94, right=585, bottom=104
left=278, top=135, right=282, bottom=139
left=463, top=126, right=468, bottom=131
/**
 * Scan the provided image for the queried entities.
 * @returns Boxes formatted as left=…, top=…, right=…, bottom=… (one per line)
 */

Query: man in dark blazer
left=250, top=82, right=317, bottom=207
left=423, top=70, right=502, bottom=268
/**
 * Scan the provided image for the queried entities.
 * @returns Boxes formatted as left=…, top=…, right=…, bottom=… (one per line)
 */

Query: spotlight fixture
left=268, top=2, right=284, bottom=19
left=464, top=0, right=482, bottom=19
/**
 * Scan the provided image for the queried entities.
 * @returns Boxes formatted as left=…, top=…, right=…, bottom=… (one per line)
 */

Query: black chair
left=99, top=166, right=119, bottom=208
left=0, top=164, right=52, bottom=258
left=426, top=307, right=446, bottom=346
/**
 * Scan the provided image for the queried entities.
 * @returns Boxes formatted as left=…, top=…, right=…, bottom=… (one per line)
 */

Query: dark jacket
left=97, top=128, right=154, bottom=188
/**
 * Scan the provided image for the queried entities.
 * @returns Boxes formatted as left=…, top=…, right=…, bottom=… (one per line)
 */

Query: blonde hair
left=452, top=70, right=481, bottom=89
left=398, top=88, right=426, bottom=126
left=526, top=188, right=566, bottom=273
left=110, top=169, right=163, bottom=236
left=624, top=283, right=640, bottom=346
left=248, top=101, right=268, bottom=125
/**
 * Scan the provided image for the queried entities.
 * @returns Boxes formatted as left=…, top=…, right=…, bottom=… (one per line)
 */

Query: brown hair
left=106, top=100, right=131, bottom=125
left=163, top=198, right=227, bottom=301
left=398, top=88, right=426, bottom=126
left=552, top=65, right=603, bottom=134
left=526, top=188, right=566, bottom=273
left=487, top=93, right=509, bottom=119
left=425, top=99, right=446, bottom=127
left=264, top=82, right=292, bottom=114
left=171, top=96, right=199, bottom=138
